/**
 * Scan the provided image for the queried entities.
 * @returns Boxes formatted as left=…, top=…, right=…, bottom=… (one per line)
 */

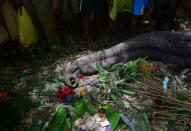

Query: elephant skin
left=63, top=31, right=191, bottom=88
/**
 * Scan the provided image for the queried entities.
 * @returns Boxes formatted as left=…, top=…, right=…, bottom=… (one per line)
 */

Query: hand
left=52, top=0, right=60, bottom=13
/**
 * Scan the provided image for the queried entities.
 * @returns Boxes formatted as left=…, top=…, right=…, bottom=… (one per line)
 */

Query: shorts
left=133, top=0, right=150, bottom=15
left=151, top=0, right=178, bottom=22
left=68, top=0, right=105, bottom=13
left=81, top=0, right=105, bottom=12
left=109, top=0, right=133, bottom=21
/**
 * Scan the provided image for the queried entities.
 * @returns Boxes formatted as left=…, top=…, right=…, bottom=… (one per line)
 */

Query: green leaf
left=119, top=123, right=128, bottom=130
left=45, top=82, right=53, bottom=88
left=133, top=113, right=151, bottom=131
left=19, top=75, right=30, bottom=82
left=118, top=119, right=128, bottom=130
left=52, top=78, right=60, bottom=86
left=66, top=118, right=71, bottom=130
left=96, top=64, right=108, bottom=75
left=119, top=83, right=139, bottom=88
left=115, top=79, right=126, bottom=85
left=144, top=107, right=153, bottom=113
left=73, top=97, right=97, bottom=123
left=52, top=83, right=58, bottom=87
left=102, top=74, right=112, bottom=83
left=103, top=105, right=122, bottom=131
left=184, top=128, right=191, bottom=131
left=119, top=89, right=136, bottom=95
left=97, top=83, right=107, bottom=89
left=109, top=62, right=124, bottom=72
left=168, top=120, right=175, bottom=131
left=111, top=93, right=124, bottom=108
left=176, top=94, right=189, bottom=100
left=46, top=107, right=70, bottom=131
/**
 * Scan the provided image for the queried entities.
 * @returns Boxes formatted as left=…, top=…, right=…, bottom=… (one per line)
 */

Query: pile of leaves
left=28, top=58, right=191, bottom=131
left=95, top=58, right=144, bottom=108
left=94, top=58, right=191, bottom=130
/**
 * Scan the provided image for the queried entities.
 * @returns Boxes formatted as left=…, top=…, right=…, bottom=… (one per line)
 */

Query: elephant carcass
left=63, top=31, right=191, bottom=88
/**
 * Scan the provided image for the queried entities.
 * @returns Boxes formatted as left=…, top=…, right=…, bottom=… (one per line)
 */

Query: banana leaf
left=103, top=105, right=122, bottom=131
left=72, top=97, right=97, bottom=123
left=46, top=107, right=70, bottom=131
left=133, top=113, right=151, bottom=131
left=72, top=98, right=122, bottom=131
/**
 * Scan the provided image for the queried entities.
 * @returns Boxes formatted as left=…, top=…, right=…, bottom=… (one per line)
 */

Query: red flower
left=77, top=74, right=85, bottom=81
left=137, top=67, right=142, bottom=70
left=0, top=91, right=8, bottom=98
left=155, top=66, right=160, bottom=71
left=57, top=86, right=75, bottom=102
left=64, top=86, right=69, bottom=90
left=64, top=126, right=68, bottom=130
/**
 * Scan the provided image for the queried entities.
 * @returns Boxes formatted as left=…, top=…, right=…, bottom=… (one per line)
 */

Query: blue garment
left=133, top=0, right=150, bottom=15
left=163, top=77, right=169, bottom=92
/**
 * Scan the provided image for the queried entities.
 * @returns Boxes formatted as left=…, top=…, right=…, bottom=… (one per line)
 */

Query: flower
left=81, top=88, right=86, bottom=96
left=0, top=91, right=8, bottom=98
left=155, top=66, right=160, bottom=71
left=77, top=74, right=85, bottom=81
left=137, top=67, right=142, bottom=70
left=64, top=126, right=68, bottom=130
left=78, top=88, right=86, bottom=97
left=57, top=86, right=75, bottom=102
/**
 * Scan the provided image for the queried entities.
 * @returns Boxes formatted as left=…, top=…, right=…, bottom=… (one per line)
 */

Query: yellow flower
left=78, top=88, right=86, bottom=97
left=81, top=88, right=86, bottom=97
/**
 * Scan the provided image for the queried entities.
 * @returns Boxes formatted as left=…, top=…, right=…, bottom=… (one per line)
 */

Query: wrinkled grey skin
left=63, top=31, right=191, bottom=88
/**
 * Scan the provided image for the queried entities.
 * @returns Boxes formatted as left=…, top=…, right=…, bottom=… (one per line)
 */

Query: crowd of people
left=0, top=0, right=191, bottom=66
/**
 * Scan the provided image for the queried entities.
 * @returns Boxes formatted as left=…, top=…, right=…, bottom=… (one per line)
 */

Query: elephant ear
left=63, top=72, right=79, bottom=88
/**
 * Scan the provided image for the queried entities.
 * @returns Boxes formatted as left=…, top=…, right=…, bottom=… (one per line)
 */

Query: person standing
left=150, top=0, right=178, bottom=31
left=106, top=0, right=134, bottom=37
left=68, top=0, right=106, bottom=48
left=0, top=0, right=20, bottom=66
left=131, top=0, right=150, bottom=35
left=15, top=0, right=60, bottom=46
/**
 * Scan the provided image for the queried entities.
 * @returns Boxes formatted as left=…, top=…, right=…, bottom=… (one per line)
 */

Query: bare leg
left=186, top=16, right=191, bottom=30
left=74, top=13, right=81, bottom=34
left=164, top=0, right=179, bottom=31
left=108, top=19, right=116, bottom=39
left=82, top=12, right=91, bottom=40
left=150, top=19, right=158, bottom=31
left=82, top=12, right=98, bottom=48
left=94, top=12, right=103, bottom=35
left=130, top=15, right=140, bottom=36
left=162, top=22, right=170, bottom=31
